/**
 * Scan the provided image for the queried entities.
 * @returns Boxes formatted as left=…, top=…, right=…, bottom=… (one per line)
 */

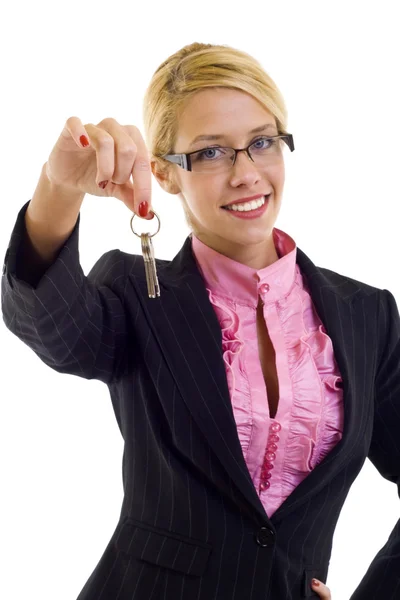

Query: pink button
left=269, top=434, right=280, bottom=443
left=259, top=283, right=270, bottom=294
left=267, top=443, right=278, bottom=452
left=265, top=461, right=274, bottom=470
left=266, top=452, right=276, bottom=461
left=260, top=480, right=270, bottom=491
left=264, top=472, right=272, bottom=479
left=270, top=422, right=281, bottom=433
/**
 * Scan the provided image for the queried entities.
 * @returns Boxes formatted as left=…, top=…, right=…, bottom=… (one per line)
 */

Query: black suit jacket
left=2, top=200, right=400, bottom=599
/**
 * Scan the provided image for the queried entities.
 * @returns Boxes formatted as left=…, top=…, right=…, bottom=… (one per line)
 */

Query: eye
left=251, top=136, right=273, bottom=149
left=195, top=147, right=226, bottom=161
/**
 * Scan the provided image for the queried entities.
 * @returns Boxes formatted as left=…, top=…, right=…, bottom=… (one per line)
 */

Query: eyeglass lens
left=190, top=137, right=286, bottom=173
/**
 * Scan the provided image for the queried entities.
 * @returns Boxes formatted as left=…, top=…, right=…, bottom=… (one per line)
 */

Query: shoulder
left=318, top=265, right=383, bottom=297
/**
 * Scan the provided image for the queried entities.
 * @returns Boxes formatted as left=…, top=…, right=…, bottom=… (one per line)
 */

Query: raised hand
left=46, top=116, right=154, bottom=218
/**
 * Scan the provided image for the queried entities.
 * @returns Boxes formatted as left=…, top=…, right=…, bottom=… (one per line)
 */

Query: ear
left=151, top=160, right=181, bottom=195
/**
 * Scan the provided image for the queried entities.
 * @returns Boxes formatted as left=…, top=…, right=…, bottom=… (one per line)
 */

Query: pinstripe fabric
left=2, top=199, right=400, bottom=599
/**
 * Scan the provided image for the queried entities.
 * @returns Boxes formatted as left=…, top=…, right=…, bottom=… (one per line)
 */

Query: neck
left=192, top=231, right=280, bottom=270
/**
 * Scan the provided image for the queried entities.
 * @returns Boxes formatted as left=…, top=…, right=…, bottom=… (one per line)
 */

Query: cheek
left=185, top=185, right=220, bottom=213
left=270, top=163, right=285, bottom=181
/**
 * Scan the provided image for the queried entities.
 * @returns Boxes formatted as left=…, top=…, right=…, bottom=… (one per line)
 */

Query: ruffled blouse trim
left=205, top=264, right=344, bottom=486
left=205, top=288, right=254, bottom=451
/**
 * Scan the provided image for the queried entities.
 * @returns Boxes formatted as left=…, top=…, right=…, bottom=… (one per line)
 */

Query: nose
left=229, top=149, right=261, bottom=186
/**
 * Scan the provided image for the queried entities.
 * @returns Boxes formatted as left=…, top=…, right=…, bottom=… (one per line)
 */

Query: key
left=147, top=234, right=160, bottom=298
left=130, top=209, right=161, bottom=299
left=141, top=233, right=152, bottom=297
left=141, top=233, right=160, bottom=298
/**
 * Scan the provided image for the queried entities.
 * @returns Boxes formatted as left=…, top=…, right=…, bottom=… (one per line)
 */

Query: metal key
left=130, top=209, right=161, bottom=299
left=141, top=233, right=160, bottom=298
left=146, top=234, right=160, bottom=298
left=141, top=233, right=152, bottom=296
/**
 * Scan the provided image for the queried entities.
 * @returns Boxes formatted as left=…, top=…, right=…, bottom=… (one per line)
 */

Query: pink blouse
left=191, top=227, right=344, bottom=519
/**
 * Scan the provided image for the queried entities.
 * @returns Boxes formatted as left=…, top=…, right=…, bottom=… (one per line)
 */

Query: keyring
left=130, top=209, right=161, bottom=238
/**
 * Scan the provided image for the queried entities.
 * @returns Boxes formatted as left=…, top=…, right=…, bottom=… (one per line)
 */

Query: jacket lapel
left=130, top=235, right=366, bottom=525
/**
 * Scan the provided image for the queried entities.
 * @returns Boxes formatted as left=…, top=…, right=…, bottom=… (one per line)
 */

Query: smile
left=221, top=195, right=270, bottom=219
left=223, top=195, right=266, bottom=212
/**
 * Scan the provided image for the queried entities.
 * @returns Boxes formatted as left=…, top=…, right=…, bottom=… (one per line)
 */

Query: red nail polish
left=98, top=180, right=109, bottom=189
left=312, top=579, right=320, bottom=587
left=139, top=201, right=149, bottom=217
left=80, top=135, right=90, bottom=147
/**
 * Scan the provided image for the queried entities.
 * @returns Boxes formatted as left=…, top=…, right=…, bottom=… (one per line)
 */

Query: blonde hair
left=143, top=42, right=288, bottom=175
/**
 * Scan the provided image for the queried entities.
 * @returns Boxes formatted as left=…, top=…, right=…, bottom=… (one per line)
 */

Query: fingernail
left=138, top=201, right=149, bottom=217
left=80, top=135, right=90, bottom=147
left=98, top=180, right=109, bottom=189
left=312, top=579, right=320, bottom=587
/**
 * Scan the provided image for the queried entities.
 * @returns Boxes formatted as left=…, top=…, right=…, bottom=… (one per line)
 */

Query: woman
left=2, top=42, right=399, bottom=600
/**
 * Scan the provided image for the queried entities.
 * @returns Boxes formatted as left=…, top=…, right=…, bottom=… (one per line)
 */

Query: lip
left=221, top=195, right=270, bottom=219
left=222, top=193, right=272, bottom=207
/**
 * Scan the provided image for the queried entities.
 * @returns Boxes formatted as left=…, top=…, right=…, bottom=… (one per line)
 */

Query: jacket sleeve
left=1, top=200, right=131, bottom=385
left=349, top=288, right=400, bottom=600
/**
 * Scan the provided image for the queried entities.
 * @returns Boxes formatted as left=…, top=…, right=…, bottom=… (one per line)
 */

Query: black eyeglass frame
left=160, top=134, right=295, bottom=172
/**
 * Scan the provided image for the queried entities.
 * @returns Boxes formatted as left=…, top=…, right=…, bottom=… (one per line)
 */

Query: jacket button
left=255, top=527, right=275, bottom=547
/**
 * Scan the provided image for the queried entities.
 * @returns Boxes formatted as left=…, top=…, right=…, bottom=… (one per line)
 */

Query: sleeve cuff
left=2, top=200, right=84, bottom=317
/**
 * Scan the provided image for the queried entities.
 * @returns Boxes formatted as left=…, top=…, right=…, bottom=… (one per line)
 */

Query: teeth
left=225, top=195, right=266, bottom=212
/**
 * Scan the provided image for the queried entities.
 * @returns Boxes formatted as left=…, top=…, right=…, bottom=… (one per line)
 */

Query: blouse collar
left=190, top=227, right=298, bottom=308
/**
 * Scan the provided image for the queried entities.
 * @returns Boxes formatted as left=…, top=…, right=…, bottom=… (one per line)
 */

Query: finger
left=83, top=122, right=115, bottom=188
left=311, top=579, right=331, bottom=599
left=98, top=121, right=154, bottom=218
left=62, top=116, right=91, bottom=149
left=96, top=118, right=138, bottom=188
left=124, top=124, right=152, bottom=217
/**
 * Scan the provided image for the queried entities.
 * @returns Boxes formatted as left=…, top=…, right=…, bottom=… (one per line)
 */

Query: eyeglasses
left=160, top=134, right=294, bottom=173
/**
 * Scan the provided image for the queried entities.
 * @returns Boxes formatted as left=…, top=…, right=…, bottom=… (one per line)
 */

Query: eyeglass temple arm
left=281, top=134, right=295, bottom=152
left=162, top=154, right=189, bottom=169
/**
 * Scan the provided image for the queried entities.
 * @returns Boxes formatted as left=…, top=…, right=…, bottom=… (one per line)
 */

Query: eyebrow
left=189, top=123, right=278, bottom=148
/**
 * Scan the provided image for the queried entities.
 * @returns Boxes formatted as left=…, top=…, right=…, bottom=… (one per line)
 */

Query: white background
left=1, top=1, right=399, bottom=598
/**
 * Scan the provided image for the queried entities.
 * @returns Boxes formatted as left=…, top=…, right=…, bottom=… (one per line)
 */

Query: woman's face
left=153, top=87, right=286, bottom=269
